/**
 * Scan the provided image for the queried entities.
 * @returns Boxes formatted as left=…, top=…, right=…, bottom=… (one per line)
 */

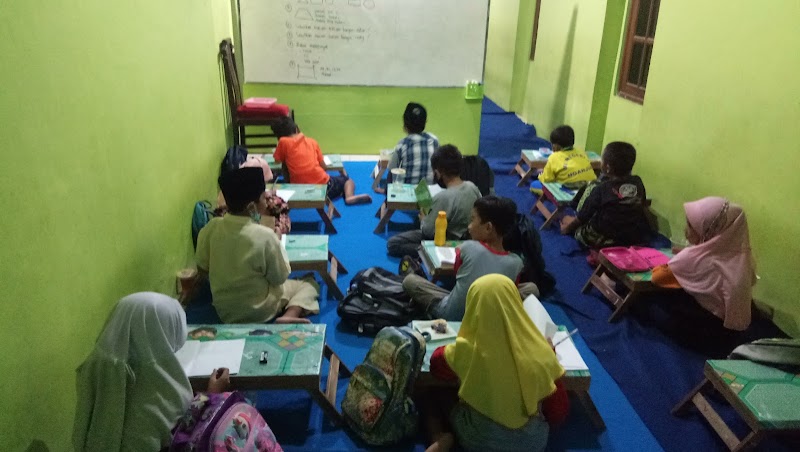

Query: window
left=530, top=0, right=542, bottom=60
left=618, top=0, right=660, bottom=103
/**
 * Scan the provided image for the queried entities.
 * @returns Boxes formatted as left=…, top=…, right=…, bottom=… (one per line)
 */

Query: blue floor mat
left=187, top=158, right=662, bottom=451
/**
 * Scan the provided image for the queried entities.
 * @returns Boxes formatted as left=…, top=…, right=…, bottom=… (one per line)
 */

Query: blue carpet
left=481, top=104, right=791, bottom=452
left=187, top=157, right=663, bottom=451
left=479, top=97, right=550, bottom=167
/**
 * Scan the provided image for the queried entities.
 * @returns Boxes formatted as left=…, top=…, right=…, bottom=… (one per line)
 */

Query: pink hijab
left=669, top=197, right=756, bottom=330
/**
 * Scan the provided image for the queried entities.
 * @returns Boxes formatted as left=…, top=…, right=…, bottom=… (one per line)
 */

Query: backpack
left=171, top=391, right=282, bottom=452
left=503, top=214, right=556, bottom=295
left=220, top=145, right=249, bottom=178
left=460, top=155, right=494, bottom=196
left=728, top=338, right=800, bottom=373
left=341, top=326, right=426, bottom=446
left=337, top=267, right=418, bottom=335
left=192, top=200, right=215, bottom=250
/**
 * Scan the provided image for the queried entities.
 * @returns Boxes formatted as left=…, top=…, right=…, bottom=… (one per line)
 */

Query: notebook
left=415, top=180, right=434, bottom=215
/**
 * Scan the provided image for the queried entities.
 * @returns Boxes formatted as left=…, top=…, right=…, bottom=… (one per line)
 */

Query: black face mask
left=434, top=172, right=446, bottom=188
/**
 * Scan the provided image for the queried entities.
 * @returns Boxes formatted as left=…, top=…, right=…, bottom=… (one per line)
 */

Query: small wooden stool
left=673, top=360, right=800, bottom=451
left=531, top=182, right=579, bottom=230
left=581, top=249, right=674, bottom=322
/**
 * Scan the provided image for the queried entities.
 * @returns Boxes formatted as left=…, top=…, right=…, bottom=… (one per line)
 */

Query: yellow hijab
left=444, top=274, right=564, bottom=429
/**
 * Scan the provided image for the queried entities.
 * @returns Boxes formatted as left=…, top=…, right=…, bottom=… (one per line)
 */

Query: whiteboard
left=239, top=0, right=489, bottom=87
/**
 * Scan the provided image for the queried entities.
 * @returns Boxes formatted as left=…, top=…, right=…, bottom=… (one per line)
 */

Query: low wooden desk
left=285, top=235, right=347, bottom=300
left=417, top=240, right=462, bottom=282
left=416, top=323, right=605, bottom=430
left=185, top=323, right=351, bottom=424
left=532, top=181, right=579, bottom=230
left=582, top=249, right=675, bottom=322
left=673, top=360, right=800, bottom=451
left=374, top=183, right=419, bottom=234
left=275, top=183, right=339, bottom=234
left=260, top=154, right=346, bottom=180
left=511, top=149, right=601, bottom=187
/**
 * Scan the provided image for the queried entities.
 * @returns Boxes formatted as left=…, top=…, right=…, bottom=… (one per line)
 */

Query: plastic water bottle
left=434, top=211, right=447, bottom=246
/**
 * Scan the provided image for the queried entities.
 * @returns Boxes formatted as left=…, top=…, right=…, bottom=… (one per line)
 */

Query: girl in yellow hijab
left=424, top=274, right=566, bottom=452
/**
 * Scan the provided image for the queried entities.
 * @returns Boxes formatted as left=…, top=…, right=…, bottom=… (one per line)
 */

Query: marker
left=552, top=328, right=579, bottom=347
left=259, top=351, right=269, bottom=364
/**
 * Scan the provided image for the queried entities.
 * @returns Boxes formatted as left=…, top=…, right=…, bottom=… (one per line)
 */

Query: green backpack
left=342, top=326, right=426, bottom=446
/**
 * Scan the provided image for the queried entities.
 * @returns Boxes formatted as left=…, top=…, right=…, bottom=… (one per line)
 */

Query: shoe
left=399, top=255, right=424, bottom=278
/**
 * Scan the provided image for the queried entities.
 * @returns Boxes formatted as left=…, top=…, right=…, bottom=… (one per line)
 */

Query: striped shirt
left=388, top=132, right=438, bottom=185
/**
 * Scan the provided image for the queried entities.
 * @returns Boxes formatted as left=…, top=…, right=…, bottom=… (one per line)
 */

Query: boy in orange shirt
left=272, top=118, right=371, bottom=205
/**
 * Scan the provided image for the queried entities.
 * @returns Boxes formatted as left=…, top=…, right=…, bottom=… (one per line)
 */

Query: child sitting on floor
left=652, top=197, right=756, bottom=331
left=387, top=102, right=439, bottom=186
left=538, top=125, right=596, bottom=185
left=402, top=195, right=524, bottom=321
left=560, top=141, right=651, bottom=247
left=195, top=167, right=319, bottom=324
left=417, top=275, right=567, bottom=452
left=271, top=117, right=371, bottom=205
left=387, top=144, right=482, bottom=258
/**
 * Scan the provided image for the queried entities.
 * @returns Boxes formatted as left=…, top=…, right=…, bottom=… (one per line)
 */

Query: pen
left=552, top=328, right=579, bottom=347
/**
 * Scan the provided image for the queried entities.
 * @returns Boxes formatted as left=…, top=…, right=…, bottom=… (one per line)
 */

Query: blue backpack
left=191, top=200, right=215, bottom=250
left=220, top=145, right=249, bottom=178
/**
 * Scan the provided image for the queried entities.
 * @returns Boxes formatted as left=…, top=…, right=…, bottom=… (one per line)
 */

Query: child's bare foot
left=345, top=194, right=372, bottom=205
left=425, top=433, right=454, bottom=452
left=275, top=316, right=311, bottom=324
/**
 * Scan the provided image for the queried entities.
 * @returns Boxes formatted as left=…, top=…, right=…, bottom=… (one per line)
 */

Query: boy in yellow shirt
left=538, top=125, right=596, bottom=185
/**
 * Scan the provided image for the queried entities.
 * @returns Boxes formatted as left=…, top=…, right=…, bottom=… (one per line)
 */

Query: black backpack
left=504, top=214, right=556, bottom=295
left=219, top=145, right=249, bottom=178
left=337, top=267, right=419, bottom=335
left=461, top=155, right=494, bottom=196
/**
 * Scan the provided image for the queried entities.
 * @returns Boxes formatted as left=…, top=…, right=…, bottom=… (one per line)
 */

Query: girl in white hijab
left=72, top=292, right=228, bottom=451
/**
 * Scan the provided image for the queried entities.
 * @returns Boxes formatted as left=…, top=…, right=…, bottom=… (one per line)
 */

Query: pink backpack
left=171, top=392, right=282, bottom=452
left=600, top=246, right=670, bottom=272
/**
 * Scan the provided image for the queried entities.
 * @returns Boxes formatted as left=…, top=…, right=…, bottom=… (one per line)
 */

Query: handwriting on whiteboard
left=285, top=0, right=375, bottom=80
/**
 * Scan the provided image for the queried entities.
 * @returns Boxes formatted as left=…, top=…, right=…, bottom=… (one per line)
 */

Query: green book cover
left=415, top=180, right=433, bottom=215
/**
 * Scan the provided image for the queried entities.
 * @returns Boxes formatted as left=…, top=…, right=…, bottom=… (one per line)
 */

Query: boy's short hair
left=603, top=141, right=637, bottom=176
left=474, top=196, right=518, bottom=236
left=403, top=102, right=427, bottom=134
left=550, top=125, right=575, bottom=148
left=430, top=144, right=463, bottom=177
left=271, top=116, right=298, bottom=139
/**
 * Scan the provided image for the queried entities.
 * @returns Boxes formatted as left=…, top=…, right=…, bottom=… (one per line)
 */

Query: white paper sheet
left=175, top=339, right=246, bottom=377
left=552, top=331, right=589, bottom=371
left=275, top=189, right=295, bottom=202
left=522, top=295, right=558, bottom=340
left=435, top=246, right=456, bottom=265
left=323, top=156, right=332, bottom=166
left=428, top=184, right=444, bottom=198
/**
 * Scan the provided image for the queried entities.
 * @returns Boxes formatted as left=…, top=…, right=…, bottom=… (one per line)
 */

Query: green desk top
left=284, top=234, right=328, bottom=262
left=420, top=323, right=589, bottom=379
left=387, top=183, right=418, bottom=204
left=542, top=181, right=578, bottom=204
left=626, top=249, right=674, bottom=281
left=420, top=240, right=463, bottom=269
left=274, top=184, right=327, bottom=202
left=523, top=149, right=601, bottom=162
left=261, top=154, right=343, bottom=171
left=186, top=324, right=326, bottom=377
left=708, top=359, right=800, bottom=429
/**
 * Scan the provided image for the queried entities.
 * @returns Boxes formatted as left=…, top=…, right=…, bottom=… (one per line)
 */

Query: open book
left=522, top=296, right=589, bottom=371
left=435, top=246, right=456, bottom=265
left=175, top=339, right=246, bottom=377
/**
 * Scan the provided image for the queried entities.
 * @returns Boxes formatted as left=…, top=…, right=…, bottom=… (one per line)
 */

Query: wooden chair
left=219, top=39, right=293, bottom=149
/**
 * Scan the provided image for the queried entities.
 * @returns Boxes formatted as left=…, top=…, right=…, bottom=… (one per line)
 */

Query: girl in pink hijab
left=652, top=197, right=756, bottom=330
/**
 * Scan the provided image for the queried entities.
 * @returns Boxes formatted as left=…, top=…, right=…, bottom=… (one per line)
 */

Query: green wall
left=484, top=0, right=521, bottom=110
left=228, top=1, right=482, bottom=155
left=518, top=0, right=609, bottom=151
left=495, top=0, right=800, bottom=335
left=0, top=0, right=228, bottom=449
left=608, top=0, right=800, bottom=335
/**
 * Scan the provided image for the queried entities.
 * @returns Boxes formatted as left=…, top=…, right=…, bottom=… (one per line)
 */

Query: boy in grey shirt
left=387, top=144, right=482, bottom=258
left=403, top=196, right=525, bottom=321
